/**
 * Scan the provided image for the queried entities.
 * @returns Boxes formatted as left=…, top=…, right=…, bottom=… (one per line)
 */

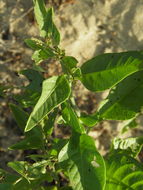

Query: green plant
left=1, top=0, right=143, bottom=189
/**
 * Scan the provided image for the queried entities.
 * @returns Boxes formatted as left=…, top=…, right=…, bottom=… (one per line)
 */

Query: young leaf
left=33, top=0, right=47, bottom=37
left=25, top=75, right=71, bottom=132
left=81, top=51, right=143, bottom=92
left=59, top=134, right=106, bottom=190
left=42, top=7, right=53, bottom=35
left=105, top=151, right=143, bottom=190
left=33, top=1, right=60, bottom=45
left=97, top=71, right=143, bottom=120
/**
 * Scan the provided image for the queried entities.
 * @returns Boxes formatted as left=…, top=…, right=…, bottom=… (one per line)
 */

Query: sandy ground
left=1, top=0, right=143, bottom=168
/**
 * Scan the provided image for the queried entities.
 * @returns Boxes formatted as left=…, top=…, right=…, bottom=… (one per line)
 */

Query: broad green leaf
left=33, top=0, right=47, bottom=37
left=81, top=51, right=143, bottom=92
left=20, top=69, right=44, bottom=92
left=10, top=103, right=28, bottom=132
left=62, top=102, right=85, bottom=134
left=98, top=71, right=143, bottom=120
left=9, top=135, right=43, bottom=150
left=105, top=151, right=143, bottom=190
left=59, top=134, right=106, bottom=190
left=25, top=75, right=71, bottom=132
left=112, top=137, right=143, bottom=157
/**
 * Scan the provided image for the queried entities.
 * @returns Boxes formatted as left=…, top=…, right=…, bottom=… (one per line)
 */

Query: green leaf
left=32, top=47, right=55, bottom=64
left=43, top=7, right=53, bottom=35
left=0, top=168, right=19, bottom=184
left=50, top=138, right=68, bottom=156
left=112, top=137, right=143, bottom=157
left=59, top=134, right=106, bottom=190
left=32, top=50, right=43, bottom=64
left=13, top=178, right=32, bottom=190
left=52, top=23, right=60, bottom=46
left=105, top=151, right=143, bottom=190
left=60, top=56, right=78, bottom=74
left=8, top=161, right=29, bottom=181
left=25, top=75, right=71, bottom=132
left=33, top=0, right=47, bottom=37
left=97, top=71, right=143, bottom=120
left=9, top=135, right=44, bottom=150
left=9, top=105, right=44, bottom=150
left=10, top=104, right=28, bottom=132
left=62, top=102, right=85, bottom=134
left=0, top=184, right=12, bottom=190
left=14, top=91, right=40, bottom=108
left=20, top=69, right=44, bottom=92
left=79, top=113, right=100, bottom=127
left=8, top=160, right=51, bottom=186
left=81, top=51, right=143, bottom=92
left=25, top=39, right=43, bottom=50
left=14, top=69, right=44, bottom=108
left=32, top=65, right=45, bottom=72
left=72, top=68, right=82, bottom=79
left=43, top=108, right=58, bottom=135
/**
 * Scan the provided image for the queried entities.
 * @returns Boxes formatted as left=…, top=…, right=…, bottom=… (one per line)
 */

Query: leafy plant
left=1, top=0, right=143, bottom=189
